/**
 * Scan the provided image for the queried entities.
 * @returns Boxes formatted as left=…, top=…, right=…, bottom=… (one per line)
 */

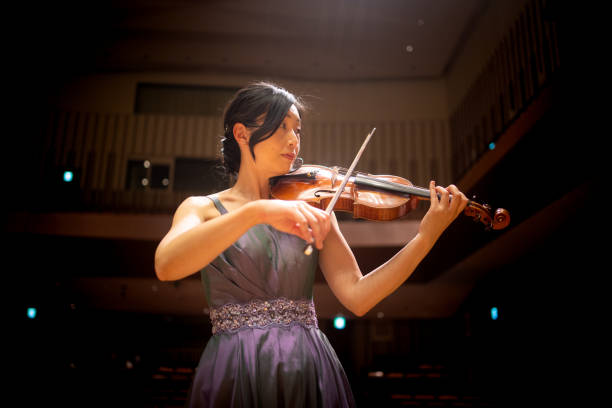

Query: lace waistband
left=209, top=298, right=318, bottom=335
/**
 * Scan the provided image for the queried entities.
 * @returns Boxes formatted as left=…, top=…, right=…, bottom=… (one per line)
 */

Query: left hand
left=418, top=181, right=469, bottom=243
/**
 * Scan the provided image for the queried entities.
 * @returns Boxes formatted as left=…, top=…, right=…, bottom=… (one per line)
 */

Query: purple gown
left=185, top=196, right=356, bottom=407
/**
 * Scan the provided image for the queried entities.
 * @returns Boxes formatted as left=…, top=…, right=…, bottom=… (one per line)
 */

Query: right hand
left=256, top=199, right=331, bottom=249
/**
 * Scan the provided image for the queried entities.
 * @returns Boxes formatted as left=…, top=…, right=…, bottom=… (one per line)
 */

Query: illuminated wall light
left=63, top=171, right=73, bottom=182
left=27, top=307, right=37, bottom=319
left=333, top=315, right=346, bottom=330
left=490, top=307, right=499, bottom=321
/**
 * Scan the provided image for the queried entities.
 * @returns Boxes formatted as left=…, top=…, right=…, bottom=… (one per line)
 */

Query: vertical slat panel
left=119, top=114, right=135, bottom=190
left=517, top=11, right=530, bottom=105
left=442, top=119, right=449, bottom=184
left=376, top=123, right=387, bottom=174
left=99, top=114, right=117, bottom=190
left=152, top=115, right=164, bottom=157
left=388, top=122, right=399, bottom=176
left=509, top=24, right=521, bottom=118
left=130, top=115, right=141, bottom=155
left=399, top=121, right=407, bottom=178
left=532, top=0, right=546, bottom=85
left=206, top=117, right=218, bottom=157
left=164, top=115, right=176, bottom=157
left=80, top=113, right=97, bottom=190
left=408, top=121, right=418, bottom=184
left=92, top=114, right=109, bottom=190
left=521, top=9, right=535, bottom=102
left=302, top=121, right=314, bottom=163
left=195, top=117, right=205, bottom=156
left=72, top=113, right=88, bottom=175
left=111, top=114, right=127, bottom=190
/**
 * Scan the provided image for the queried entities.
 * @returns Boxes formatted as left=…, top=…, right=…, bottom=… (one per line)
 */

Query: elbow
left=154, top=243, right=180, bottom=281
left=348, top=297, right=369, bottom=317
left=154, top=253, right=174, bottom=282
left=155, top=261, right=170, bottom=282
left=352, top=305, right=368, bottom=318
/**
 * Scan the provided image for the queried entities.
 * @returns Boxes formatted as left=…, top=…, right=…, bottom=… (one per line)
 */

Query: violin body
left=270, top=164, right=510, bottom=230
left=270, top=165, right=415, bottom=221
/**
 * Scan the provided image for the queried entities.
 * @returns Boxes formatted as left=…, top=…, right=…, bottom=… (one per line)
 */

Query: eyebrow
left=285, top=112, right=301, bottom=125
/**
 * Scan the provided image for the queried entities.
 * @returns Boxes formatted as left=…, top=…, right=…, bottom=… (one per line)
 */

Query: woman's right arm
left=154, top=197, right=262, bottom=281
left=154, top=196, right=331, bottom=281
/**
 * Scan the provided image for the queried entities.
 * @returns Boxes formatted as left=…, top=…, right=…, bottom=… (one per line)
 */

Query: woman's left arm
left=318, top=182, right=468, bottom=317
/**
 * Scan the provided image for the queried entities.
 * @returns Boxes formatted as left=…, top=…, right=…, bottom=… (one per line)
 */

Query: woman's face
left=252, top=104, right=301, bottom=176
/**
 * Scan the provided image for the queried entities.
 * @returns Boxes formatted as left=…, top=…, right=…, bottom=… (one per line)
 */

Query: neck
left=230, top=161, right=272, bottom=201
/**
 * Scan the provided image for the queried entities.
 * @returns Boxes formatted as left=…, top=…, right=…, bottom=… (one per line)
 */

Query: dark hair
left=220, top=82, right=304, bottom=175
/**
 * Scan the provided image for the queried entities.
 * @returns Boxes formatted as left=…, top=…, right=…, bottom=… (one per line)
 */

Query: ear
left=233, top=123, right=250, bottom=146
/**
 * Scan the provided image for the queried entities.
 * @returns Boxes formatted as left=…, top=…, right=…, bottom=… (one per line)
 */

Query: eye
left=280, top=122, right=287, bottom=130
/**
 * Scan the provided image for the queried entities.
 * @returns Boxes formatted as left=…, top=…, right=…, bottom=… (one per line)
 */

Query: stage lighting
left=489, top=142, right=496, bottom=150
left=490, top=307, right=498, bottom=321
left=63, top=170, right=74, bottom=182
left=333, top=315, right=346, bottom=330
left=27, top=307, right=37, bottom=319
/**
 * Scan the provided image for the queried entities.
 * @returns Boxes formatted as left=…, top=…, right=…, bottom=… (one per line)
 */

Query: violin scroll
left=464, top=201, right=510, bottom=230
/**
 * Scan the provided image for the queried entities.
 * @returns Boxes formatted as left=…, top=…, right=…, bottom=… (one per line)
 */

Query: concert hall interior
left=7, top=0, right=595, bottom=406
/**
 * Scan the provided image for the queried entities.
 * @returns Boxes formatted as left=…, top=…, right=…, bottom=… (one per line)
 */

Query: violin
left=270, top=164, right=510, bottom=231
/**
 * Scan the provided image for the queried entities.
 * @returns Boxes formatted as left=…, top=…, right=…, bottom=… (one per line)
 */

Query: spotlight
left=27, top=307, right=37, bottom=319
left=490, top=307, right=499, bottom=321
left=333, top=314, right=346, bottom=330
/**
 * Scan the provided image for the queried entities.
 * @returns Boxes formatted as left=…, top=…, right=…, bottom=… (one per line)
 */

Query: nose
left=287, top=129, right=298, bottom=147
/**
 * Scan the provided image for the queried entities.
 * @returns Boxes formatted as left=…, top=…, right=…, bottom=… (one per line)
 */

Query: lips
left=282, top=153, right=296, bottom=161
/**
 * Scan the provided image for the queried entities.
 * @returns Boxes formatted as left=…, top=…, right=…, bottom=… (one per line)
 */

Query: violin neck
left=354, top=174, right=431, bottom=199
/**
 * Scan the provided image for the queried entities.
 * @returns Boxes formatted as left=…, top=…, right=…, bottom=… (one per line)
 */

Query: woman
left=154, top=82, right=469, bottom=407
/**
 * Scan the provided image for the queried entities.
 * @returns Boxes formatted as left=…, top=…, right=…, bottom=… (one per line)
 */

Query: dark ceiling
left=19, top=0, right=488, bottom=81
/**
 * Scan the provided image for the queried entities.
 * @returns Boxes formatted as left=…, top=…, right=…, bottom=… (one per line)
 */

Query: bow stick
left=304, top=127, right=376, bottom=255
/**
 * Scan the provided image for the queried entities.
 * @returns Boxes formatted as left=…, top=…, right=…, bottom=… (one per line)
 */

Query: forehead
left=286, top=104, right=301, bottom=123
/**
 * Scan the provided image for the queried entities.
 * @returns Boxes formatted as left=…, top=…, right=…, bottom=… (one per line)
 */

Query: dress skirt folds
left=185, top=196, right=356, bottom=407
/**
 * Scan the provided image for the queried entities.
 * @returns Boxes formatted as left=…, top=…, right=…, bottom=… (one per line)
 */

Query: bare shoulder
left=175, top=194, right=218, bottom=223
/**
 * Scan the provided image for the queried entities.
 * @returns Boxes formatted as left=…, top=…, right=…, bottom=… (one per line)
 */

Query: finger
left=300, top=206, right=321, bottom=248
left=447, top=184, right=461, bottom=211
left=436, top=186, right=450, bottom=207
left=307, top=206, right=331, bottom=249
left=447, top=185, right=469, bottom=215
left=316, top=210, right=331, bottom=246
left=294, top=213, right=313, bottom=243
left=429, top=180, right=438, bottom=208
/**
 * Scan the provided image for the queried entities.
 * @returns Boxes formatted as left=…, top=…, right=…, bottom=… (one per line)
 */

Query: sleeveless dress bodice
left=185, top=196, right=356, bottom=407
